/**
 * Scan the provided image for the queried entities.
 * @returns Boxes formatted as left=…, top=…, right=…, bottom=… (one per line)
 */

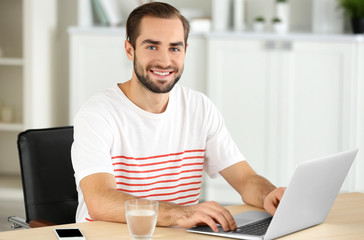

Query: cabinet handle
left=265, top=41, right=292, bottom=51
left=265, top=41, right=276, bottom=50
left=281, top=41, right=292, bottom=51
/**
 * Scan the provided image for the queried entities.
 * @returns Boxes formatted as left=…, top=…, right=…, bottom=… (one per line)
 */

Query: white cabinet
left=205, top=36, right=360, bottom=204
left=68, top=28, right=206, bottom=122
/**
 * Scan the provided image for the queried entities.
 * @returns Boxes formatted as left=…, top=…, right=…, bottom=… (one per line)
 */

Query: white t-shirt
left=71, top=84, right=245, bottom=222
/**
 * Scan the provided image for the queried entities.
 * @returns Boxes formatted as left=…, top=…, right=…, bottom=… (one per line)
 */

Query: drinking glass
left=125, top=199, right=158, bottom=240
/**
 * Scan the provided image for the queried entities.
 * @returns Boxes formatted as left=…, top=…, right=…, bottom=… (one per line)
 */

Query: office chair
left=8, top=126, right=78, bottom=228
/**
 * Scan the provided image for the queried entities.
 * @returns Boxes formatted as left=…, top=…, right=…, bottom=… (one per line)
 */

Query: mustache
left=146, top=64, right=178, bottom=72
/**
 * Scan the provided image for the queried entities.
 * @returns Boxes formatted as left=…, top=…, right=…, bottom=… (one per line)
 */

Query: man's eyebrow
left=141, top=39, right=161, bottom=45
left=141, top=39, right=184, bottom=47
left=170, top=41, right=184, bottom=47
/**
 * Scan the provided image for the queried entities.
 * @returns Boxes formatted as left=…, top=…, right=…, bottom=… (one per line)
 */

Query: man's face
left=131, top=16, right=186, bottom=94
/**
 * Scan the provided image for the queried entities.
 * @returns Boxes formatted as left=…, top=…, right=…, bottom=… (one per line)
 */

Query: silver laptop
left=187, top=149, right=358, bottom=240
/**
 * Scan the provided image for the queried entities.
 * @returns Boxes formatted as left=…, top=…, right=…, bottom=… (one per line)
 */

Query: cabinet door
left=281, top=41, right=356, bottom=183
left=205, top=39, right=272, bottom=205
left=69, top=34, right=132, bottom=122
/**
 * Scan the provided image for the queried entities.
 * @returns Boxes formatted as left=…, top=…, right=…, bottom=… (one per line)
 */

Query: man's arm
left=80, top=173, right=237, bottom=232
left=219, top=161, right=285, bottom=215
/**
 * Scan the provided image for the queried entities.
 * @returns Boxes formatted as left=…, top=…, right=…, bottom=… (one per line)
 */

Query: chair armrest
left=8, top=216, right=56, bottom=228
left=29, top=219, right=56, bottom=228
left=8, top=216, right=29, bottom=229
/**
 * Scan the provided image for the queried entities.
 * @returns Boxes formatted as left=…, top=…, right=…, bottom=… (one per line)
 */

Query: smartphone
left=54, top=228, right=85, bottom=240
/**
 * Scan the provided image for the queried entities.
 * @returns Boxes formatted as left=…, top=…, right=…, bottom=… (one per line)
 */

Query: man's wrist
left=157, top=202, right=183, bottom=227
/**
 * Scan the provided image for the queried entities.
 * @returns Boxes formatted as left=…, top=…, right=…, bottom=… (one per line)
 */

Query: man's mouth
left=152, top=70, right=172, bottom=76
left=150, top=69, right=174, bottom=77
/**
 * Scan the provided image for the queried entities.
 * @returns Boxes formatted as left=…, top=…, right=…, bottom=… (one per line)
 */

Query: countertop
left=68, top=26, right=364, bottom=43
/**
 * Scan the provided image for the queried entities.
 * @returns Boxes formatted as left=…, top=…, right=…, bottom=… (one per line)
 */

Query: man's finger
left=202, top=202, right=236, bottom=231
left=277, top=187, right=286, bottom=201
left=264, top=187, right=287, bottom=215
left=199, top=214, right=219, bottom=232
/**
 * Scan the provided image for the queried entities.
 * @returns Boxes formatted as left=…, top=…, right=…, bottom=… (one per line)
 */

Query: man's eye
left=147, top=46, right=156, bottom=50
left=171, top=48, right=180, bottom=52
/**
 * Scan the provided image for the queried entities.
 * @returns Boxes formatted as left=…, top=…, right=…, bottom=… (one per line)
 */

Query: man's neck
left=118, top=80, right=170, bottom=114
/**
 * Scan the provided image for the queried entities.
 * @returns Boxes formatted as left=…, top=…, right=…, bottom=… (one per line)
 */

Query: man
left=71, top=2, right=285, bottom=233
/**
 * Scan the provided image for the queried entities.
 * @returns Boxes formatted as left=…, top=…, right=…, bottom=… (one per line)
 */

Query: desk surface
left=0, top=193, right=363, bottom=240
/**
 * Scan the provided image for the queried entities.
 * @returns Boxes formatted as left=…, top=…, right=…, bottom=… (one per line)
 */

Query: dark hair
left=126, top=2, right=190, bottom=49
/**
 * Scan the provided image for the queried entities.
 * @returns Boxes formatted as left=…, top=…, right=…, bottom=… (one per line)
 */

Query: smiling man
left=71, top=2, right=285, bottom=233
left=120, top=14, right=186, bottom=113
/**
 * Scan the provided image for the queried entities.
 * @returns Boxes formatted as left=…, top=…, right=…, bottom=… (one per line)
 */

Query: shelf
left=0, top=123, right=23, bottom=132
left=0, top=57, right=24, bottom=66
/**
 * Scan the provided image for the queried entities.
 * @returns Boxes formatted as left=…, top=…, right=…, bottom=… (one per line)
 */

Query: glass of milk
left=125, top=199, right=158, bottom=239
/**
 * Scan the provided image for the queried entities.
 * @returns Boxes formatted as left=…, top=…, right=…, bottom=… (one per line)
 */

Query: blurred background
left=0, top=0, right=363, bottom=231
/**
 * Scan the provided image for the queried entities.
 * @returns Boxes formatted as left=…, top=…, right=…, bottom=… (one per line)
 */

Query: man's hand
left=172, top=201, right=237, bottom=232
left=263, top=187, right=286, bottom=216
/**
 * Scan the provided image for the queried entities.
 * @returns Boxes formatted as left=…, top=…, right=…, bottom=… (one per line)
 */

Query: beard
left=134, top=54, right=183, bottom=94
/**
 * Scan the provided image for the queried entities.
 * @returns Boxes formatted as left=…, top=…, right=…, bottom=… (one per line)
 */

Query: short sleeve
left=203, top=97, right=245, bottom=178
left=71, top=109, right=115, bottom=188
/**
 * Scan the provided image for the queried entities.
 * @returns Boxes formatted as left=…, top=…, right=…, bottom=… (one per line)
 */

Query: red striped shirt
left=112, top=149, right=205, bottom=205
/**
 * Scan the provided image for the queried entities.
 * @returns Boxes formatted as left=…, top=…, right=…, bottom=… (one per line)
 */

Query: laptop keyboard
left=233, top=217, right=273, bottom=236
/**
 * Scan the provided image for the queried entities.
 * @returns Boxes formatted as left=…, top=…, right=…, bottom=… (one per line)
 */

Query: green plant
left=255, top=16, right=265, bottom=22
left=276, top=0, right=288, bottom=3
left=338, top=0, right=364, bottom=19
left=272, top=17, right=281, bottom=23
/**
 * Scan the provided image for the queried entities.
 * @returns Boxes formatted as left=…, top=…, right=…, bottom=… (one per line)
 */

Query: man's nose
left=156, top=49, right=172, bottom=68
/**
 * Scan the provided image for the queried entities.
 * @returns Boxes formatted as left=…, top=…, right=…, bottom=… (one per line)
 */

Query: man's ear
left=125, top=40, right=134, bottom=61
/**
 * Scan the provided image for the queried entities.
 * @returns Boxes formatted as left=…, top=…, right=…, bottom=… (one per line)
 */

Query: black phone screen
left=55, top=229, right=83, bottom=237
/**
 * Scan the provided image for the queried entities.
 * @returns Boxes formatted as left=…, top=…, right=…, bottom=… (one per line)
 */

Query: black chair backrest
left=17, top=126, right=77, bottom=225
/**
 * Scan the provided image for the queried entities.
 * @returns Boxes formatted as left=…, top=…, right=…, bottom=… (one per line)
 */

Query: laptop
left=187, top=148, right=358, bottom=240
